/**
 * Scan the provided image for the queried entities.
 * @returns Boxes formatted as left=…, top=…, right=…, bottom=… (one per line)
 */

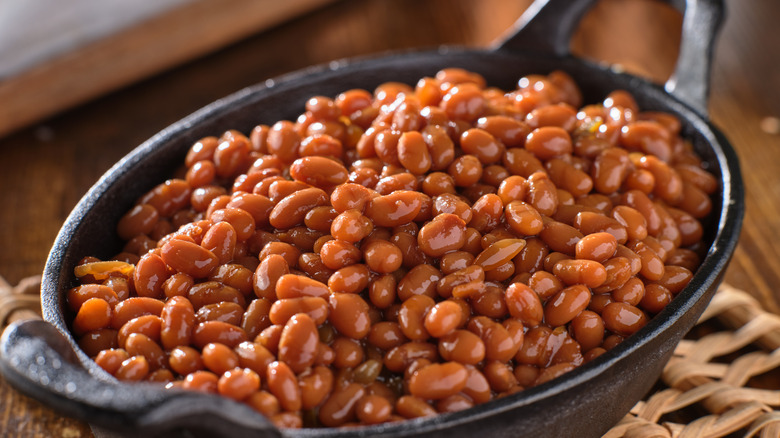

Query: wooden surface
left=0, top=0, right=337, bottom=138
left=0, top=0, right=778, bottom=435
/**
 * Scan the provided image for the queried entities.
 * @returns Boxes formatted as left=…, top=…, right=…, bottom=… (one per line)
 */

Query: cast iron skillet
left=0, top=0, right=743, bottom=436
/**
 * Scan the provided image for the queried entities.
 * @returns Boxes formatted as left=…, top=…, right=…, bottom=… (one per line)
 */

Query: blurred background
left=0, top=0, right=778, bottom=435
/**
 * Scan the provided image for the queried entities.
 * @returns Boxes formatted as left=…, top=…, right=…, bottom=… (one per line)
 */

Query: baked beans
left=70, top=67, right=715, bottom=428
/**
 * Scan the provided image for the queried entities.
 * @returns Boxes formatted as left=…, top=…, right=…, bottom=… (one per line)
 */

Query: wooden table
left=0, top=0, right=777, bottom=435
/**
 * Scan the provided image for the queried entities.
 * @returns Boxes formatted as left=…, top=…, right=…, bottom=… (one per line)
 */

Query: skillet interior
left=36, top=47, right=742, bottom=438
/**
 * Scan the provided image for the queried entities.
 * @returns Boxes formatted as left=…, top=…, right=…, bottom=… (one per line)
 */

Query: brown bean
left=506, top=282, right=544, bottom=326
left=397, top=265, right=441, bottom=300
left=602, top=302, right=648, bottom=336
left=278, top=313, right=319, bottom=373
left=182, top=370, right=218, bottom=393
left=269, top=188, right=329, bottom=230
left=266, top=361, right=302, bottom=412
left=318, top=383, right=365, bottom=427
left=544, top=285, right=591, bottom=327
left=408, top=362, right=468, bottom=400
left=115, top=356, right=150, bottom=381
left=362, top=240, right=402, bottom=274
left=417, top=213, right=466, bottom=257
left=275, top=273, right=329, bottom=299
left=269, top=297, right=329, bottom=326
left=525, top=127, right=572, bottom=160
left=365, top=191, right=423, bottom=227
left=473, top=238, right=526, bottom=271
left=191, top=321, right=247, bottom=348
left=169, top=346, right=204, bottom=376
left=290, top=156, right=348, bottom=189
left=161, top=239, right=219, bottom=279
left=438, top=329, right=485, bottom=365
left=423, top=300, right=463, bottom=338
left=397, top=295, right=435, bottom=341
left=217, top=368, right=260, bottom=401
left=553, top=259, right=607, bottom=288
left=160, top=296, right=195, bottom=350
left=397, top=131, right=433, bottom=174
left=395, top=395, right=436, bottom=419
left=329, top=293, right=371, bottom=339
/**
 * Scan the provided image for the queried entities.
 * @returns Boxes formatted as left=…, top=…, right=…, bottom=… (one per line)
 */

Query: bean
left=408, top=362, right=468, bottom=399
left=424, top=300, right=463, bottom=338
left=460, top=128, right=504, bottom=165
left=602, top=302, right=648, bottom=336
left=570, top=310, right=604, bottom=352
left=553, top=259, right=607, bottom=288
left=476, top=115, right=530, bottom=148
left=278, top=313, right=319, bottom=373
left=417, top=213, right=467, bottom=257
left=218, top=368, right=261, bottom=401
left=118, top=315, right=161, bottom=349
left=546, top=158, right=593, bottom=197
left=365, top=191, right=423, bottom=227
left=161, top=239, right=219, bottom=279
left=356, top=394, right=393, bottom=424
left=269, top=188, right=329, bottom=230
left=539, top=221, right=583, bottom=255
left=115, top=356, right=150, bottom=381
left=117, top=204, right=159, bottom=240
left=331, top=337, right=364, bottom=369
left=362, top=240, right=403, bottom=274
left=438, top=329, right=485, bottom=365
left=384, top=342, right=439, bottom=373
left=246, top=390, right=281, bottom=417
left=592, top=148, right=630, bottom=194
left=192, top=321, right=247, bottom=348
left=72, top=298, right=112, bottom=336
left=275, top=273, right=329, bottom=299
left=318, top=383, right=365, bottom=427
left=473, top=238, right=526, bottom=271
left=329, top=293, right=371, bottom=339
left=210, top=207, right=255, bottom=241
left=483, top=360, right=518, bottom=393
left=468, top=316, right=519, bottom=362
left=270, top=297, right=329, bottom=326
left=187, top=281, right=246, bottom=310
left=229, top=342, right=272, bottom=380
left=290, top=156, right=348, bottom=189
left=134, top=253, right=169, bottom=299
left=506, top=282, right=544, bottom=326
left=200, top=221, right=237, bottom=265
left=640, top=283, right=673, bottom=314
left=169, top=346, right=204, bottom=376
left=397, top=131, right=433, bottom=174
left=388, top=397, right=433, bottom=421
left=397, top=264, right=441, bottom=300
left=525, top=127, right=572, bottom=160
left=201, top=342, right=239, bottom=375
left=331, top=209, right=373, bottom=243
left=160, top=296, right=195, bottom=350
left=620, top=120, right=672, bottom=162
left=398, top=295, right=435, bottom=341
left=267, top=361, right=302, bottom=412
left=544, top=285, right=591, bottom=327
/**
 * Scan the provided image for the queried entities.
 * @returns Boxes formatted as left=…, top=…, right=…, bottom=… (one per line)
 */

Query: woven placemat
left=1, top=276, right=778, bottom=436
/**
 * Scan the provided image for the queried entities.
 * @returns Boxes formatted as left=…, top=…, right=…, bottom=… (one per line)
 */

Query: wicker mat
left=1, top=276, right=778, bottom=437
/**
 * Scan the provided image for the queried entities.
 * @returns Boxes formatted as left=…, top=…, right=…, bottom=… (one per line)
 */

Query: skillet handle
left=495, top=0, right=724, bottom=116
left=0, top=320, right=283, bottom=438
left=664, top=0, right=724, bottom=117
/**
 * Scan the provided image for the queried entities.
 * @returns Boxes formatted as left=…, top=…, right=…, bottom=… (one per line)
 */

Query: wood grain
left=0, top=0, right=336, bottom=138
left=0, top=0, right=777, bottom=435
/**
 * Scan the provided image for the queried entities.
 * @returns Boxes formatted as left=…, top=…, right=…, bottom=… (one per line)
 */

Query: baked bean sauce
left=70, top=68, right=715, bottom=428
